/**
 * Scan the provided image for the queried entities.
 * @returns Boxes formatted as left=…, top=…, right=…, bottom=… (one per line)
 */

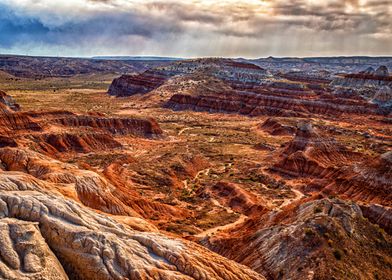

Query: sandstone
left=0, top=172, right=265, bottom=280
left=259, top=118, right=295, bottom=136
left=34, top=132, right=122, bottom=154
left=53, top=115, right=163, bottom=138
left=202, top=198, right=392, bottom=280
left=271, top=123, right=356, bottom=177
left=0, top=218, right=69, bottom=280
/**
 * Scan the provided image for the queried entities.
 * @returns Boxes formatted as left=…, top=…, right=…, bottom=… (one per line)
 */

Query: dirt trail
left=279, top=187, right=305, bottom=209
left=195, top=186, right=305, bottom=238
left=195, top=214, right=248, bottom=238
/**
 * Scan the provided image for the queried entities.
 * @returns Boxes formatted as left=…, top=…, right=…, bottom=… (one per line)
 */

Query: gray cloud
left=0, top=0, right=391, bottom=57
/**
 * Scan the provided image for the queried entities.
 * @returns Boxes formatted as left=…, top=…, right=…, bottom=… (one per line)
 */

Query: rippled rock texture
left=201, top=198, right=392, bottom=280
left=0, top=171, right=265, bottom=280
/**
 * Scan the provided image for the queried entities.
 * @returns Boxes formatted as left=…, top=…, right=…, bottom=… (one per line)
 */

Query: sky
left=0, top=0, right=391, bottom=58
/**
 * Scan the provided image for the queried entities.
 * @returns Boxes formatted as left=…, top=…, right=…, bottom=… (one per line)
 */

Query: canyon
left=0, top=56, right=391, bottom=279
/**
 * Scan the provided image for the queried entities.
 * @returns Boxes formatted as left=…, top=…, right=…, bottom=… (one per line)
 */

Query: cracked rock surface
left=0, top=218, right=68, bottom=280
left=0, top=171, right=264, bottom=280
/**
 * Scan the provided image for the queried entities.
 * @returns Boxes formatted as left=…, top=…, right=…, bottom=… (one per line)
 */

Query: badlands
left=0, top=55, right=391, bottom=279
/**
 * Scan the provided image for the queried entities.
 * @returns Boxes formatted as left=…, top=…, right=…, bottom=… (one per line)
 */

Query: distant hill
left=91, top=56, right=183, bottom=61
left=245, top=56, right=392, bottom=73
left=0, top=54, right=175, bottom=78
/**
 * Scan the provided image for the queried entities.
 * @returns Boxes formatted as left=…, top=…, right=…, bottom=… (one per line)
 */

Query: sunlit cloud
left=0, top=0, right=391, bottom=57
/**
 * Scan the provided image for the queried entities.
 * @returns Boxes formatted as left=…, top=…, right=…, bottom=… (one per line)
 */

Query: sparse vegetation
left=305, top=227, right=316, bottom=236
left=333, top=249, right=344, bottom=260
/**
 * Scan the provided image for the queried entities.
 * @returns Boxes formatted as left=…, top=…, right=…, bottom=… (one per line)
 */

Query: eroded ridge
left=0, top=171, right=265, bottom=280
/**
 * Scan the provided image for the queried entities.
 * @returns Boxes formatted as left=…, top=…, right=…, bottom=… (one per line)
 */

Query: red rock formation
left=360, top=204, right=392, bottom=235
left=271, top=123, right=358, bottom=177
left=0, top=147, right=140, bottom=217
left=108, top=70, right=169, bottom=96
left=0, top=91, right=41, bottom=135
left=0, top=136, right=17, bottom=148
left=53, top=115, right=163, bottom=138
left=322, top=151, right=392, bottom=206
left=259, top=118, right=295, bottom=136
left=0, top=147, right=193, bottom=222
left=103, top=161, right=191, bottom=221
left=0, top=112, right=41, bottom=134
left=107, top=58, right=381, bottom=118
left=108, top=58, right=269, bottom=97
left=166, top=88, right=377, bottom=118
left=203, top=181, right=269, bottom=217
left=201, top=198, right=392, bottom=280
left=0, top=172, right=265, bottom=280
left=34, top=132, right=122, bottom=154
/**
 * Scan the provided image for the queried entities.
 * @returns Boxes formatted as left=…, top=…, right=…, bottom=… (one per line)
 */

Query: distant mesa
left=91, top=56, right=183, bottom=61
left=373, top=86, right=392, bottom=104
left=360, top=66, right=376, bottom=75
left=108, top=58, right=269, bottom=97
left=0, top=54, right=174, bottom=78
left=375, top=65, right=389, bottom=77
left=108, top=58, right=381, bottom=118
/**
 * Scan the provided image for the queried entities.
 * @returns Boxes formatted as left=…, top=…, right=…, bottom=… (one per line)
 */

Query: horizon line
left=2, top=53, right=392, bottom=60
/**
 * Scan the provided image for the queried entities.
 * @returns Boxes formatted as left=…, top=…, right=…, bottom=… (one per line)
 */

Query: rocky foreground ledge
left=0, top=171, right=264, bottom=280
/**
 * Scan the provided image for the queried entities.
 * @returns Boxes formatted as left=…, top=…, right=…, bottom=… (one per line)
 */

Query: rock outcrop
left=201, top=198, right=392, bottom=280
left=375, top=65, right=390, bottom=77
left=0, top=92, right=41, bottom=134
left=360, top=204, right=392, bottom=235
left=108, top=70, right=169, bottom=96
left=53, top=115, right=163, bottom=138
left=0, top=218, right=69, bottom=280
left=271, top=123, right=356, bottom=177
left=166, top=90, right=376, bottom=118
left=202, top=181, right=269, bottom=217
left=332, top=65, right=392, bottom=88
left=259, top=118, right=295, bottom=136
left=373, top=86, right=392, bottom=104
left=34, top=132, right=122, bottom=154
left=108, top=58, right=383, bottom=118
left=0, top=171, right=265, bottom=280
left=322, top=151, right=392, bottom=206
left=0, top=90, right=20, bottom=112
left=108, top=58, right=269, bottom=97
left=0, top=147, right=193, bottom=222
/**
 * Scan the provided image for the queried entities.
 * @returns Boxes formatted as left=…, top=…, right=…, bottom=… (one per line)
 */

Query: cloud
left=0, top=0, right=391, bottom=57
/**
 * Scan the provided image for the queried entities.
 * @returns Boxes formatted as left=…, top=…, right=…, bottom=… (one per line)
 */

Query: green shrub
left=314, top=207, right=323, bottom=214
left=304, top=228, right=316, bottom=236
left=333, top=249, right=343, bottom=260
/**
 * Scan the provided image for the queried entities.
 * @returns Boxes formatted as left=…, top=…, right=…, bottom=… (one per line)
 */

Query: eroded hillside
left=0, top=57, right=391, bottom=280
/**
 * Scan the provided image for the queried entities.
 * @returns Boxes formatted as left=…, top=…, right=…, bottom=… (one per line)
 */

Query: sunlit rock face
left=332, top=66, right=392, bottom=88
left=201, top=198, right=392, bottom=280
left=108, top=58, right=270, bottom=97
left=0, top=172, right=265, bottom=280
left=1, top=53, right=392, bottom=280
left=109, top=59, right=386, bottom=118
left=0, top=218, right=69, bottom=280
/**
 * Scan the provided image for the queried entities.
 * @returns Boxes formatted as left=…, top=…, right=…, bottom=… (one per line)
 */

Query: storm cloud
left=0, top=0, right=391, bottom=57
